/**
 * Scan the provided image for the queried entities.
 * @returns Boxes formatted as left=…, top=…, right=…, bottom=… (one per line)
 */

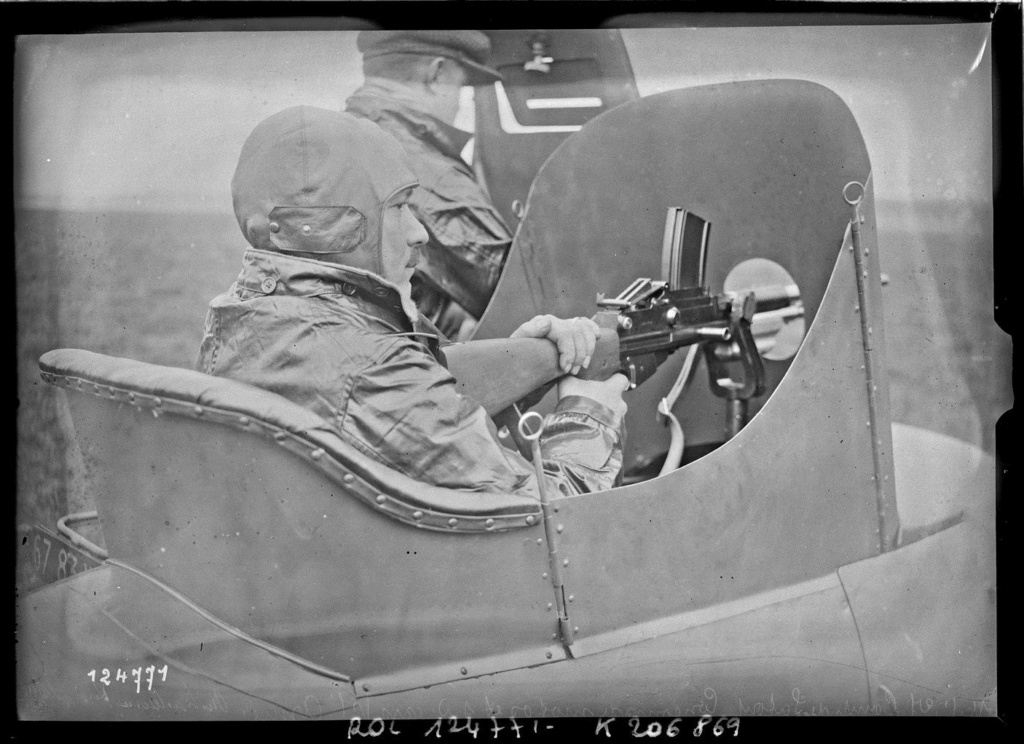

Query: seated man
left=197, top=106, right=629, bottom=497
left=346, top=30, right=510, bottom=339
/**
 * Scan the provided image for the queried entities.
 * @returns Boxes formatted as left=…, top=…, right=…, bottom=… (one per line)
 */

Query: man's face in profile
left=379, top=188, right=428, bottom=290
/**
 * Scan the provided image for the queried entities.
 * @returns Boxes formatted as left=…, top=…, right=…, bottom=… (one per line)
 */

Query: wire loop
left=517, top=410, right=545, bottom=441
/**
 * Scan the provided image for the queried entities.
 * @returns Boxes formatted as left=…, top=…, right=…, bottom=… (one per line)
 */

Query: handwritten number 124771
left=87, top=665, right=169, bottom=694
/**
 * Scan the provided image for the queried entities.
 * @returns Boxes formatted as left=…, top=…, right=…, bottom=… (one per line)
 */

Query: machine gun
left=449, top=277, right=770, bottom=428
left=451, top=209, right=778, bottom=431
left=580, top=277, right=765, bottom=399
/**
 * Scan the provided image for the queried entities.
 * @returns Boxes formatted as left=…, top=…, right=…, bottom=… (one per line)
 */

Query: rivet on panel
left=556, top=524, right=564, bottom=534
left=546, top=603, right=552, bottom=611
left=553, top=504, right=559, bottom=513
left=460, top=667, right=467, bottom=675
left=310, top=448, right=325, bottom=460
left=574, top=626, right=579, bottom=633
left=154, top=397, right=162, bottom=407
left=375, top=494, right=386, bottom=505
left=551, top=633, right=557, bottom=640
left=76, top=379, right=83, bottom=389
left=362, top=683, right=370, bottom=692
left=128, top=392, right=136, bottom=402
left=485, top=518, right=495, bottom=528
left=274, top=431, right=286, bottom=441
left=412, top=511, right=423, bottom=520
left=868, top=327, right=873, bottom=335
left=108, top=387, right=117, bottom=398
left=343, top=473, right=354, bottom=483
left=563, top=559, right=569, bottom=567
left=866, top=421, right=872, bottom=427
left=545, top=651, right=553, bottom=659
left=542, top=572, right=548, bottom=579
left=239, top=416, right=250, bottom=426
left=854, top=305, right=860, bottom=313
left=862, top=270, right=869, bottom=279
left=194, top=405, right=204, bottom=415
left=536, top=538, right=543, bottom=545
left=448, top=518, right=458, bottom=527
left=568, top=595, right=574, bottom=602
left=526, top=516, right=535, bottom=525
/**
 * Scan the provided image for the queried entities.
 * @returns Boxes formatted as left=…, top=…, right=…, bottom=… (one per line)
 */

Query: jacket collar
left=237, top=248, right=419, bottom=333
left=346, top=80, right=473, bottom=163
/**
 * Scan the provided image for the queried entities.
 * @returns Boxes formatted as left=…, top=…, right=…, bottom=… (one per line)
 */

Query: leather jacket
left=346, top=81, right=512, bottom=319
left=197, top=249, right=623, bottom=498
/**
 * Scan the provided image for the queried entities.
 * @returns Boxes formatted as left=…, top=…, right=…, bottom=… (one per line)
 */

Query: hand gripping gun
left=447, top=209, right=773, bottom=436
left=448, top=278, right=768, bottom=428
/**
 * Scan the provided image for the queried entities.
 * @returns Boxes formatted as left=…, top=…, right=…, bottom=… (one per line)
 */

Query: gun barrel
left=619, top=322, right=730, bottom=358
left=694, top=326, right=732, bottom=341
left=742, top=283, right=801, bottom=313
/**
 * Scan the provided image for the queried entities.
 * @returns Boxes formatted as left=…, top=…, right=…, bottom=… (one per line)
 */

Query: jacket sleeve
left=411, top=170, right=513, bottom=317
left=339, top=336, right=622, bottom=498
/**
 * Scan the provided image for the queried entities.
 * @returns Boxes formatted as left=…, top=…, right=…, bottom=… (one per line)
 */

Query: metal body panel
left=359, top=574, right=868, bottom=718
left=17, top=564, right=356, bottom=720
left=63, top=393, right=556, bottom=681
left=474, top=30, right=639, bottom=229
left=838, top=520, right=997, bottom=715
left=474, top=80, right=873, bottom=471
left=40, top=349, right=543, bottom=532
left=891, top=422, right=995, bottom=534
left=556, top=238, right=890, bottom=644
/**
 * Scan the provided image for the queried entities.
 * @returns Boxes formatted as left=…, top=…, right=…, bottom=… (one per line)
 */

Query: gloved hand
left=557, top=373, right=629, bottom=424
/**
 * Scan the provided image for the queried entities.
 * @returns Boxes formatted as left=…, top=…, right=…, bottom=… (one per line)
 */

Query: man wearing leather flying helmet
left=346, top=30, right=512, bottom=339
left=198, top=106, right=629, bottom=497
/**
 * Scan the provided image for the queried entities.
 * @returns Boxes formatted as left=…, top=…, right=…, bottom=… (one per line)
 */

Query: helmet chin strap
left=399, top=284, right=420, bottom=322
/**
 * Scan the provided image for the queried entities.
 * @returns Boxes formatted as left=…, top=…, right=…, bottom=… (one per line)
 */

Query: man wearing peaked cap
left=347, top=30, right=512, bottom=340
left=357, top=30, right=503, bottom=86
left=197, top=105, right=629, bottom=498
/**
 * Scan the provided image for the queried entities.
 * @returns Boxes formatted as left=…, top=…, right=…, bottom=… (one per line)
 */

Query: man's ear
left=425, top=57, right=447, bottom=88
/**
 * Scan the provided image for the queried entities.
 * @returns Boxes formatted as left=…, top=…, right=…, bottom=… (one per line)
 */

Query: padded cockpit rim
left=40, top=349, right=542, bottom=532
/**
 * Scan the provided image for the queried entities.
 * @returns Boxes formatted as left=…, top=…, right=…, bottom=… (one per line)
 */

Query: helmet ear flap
left=267, top=206, right=366, bottom=255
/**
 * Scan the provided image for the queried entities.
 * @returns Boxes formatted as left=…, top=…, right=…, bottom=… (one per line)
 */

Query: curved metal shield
left=474, top=79, right=873, bottom=472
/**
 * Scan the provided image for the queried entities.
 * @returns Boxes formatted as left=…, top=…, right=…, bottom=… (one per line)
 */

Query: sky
left=14, top=24, right=992, bottom=213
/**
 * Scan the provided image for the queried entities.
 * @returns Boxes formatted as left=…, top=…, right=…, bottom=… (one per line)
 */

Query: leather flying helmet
left=231, top=105, right=418, bottom=276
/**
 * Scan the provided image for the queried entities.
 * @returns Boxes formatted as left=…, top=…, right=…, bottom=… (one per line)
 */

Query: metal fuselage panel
left=474, top=29, right=640, bottom=230
left=62, top=397, right=560, bottom=680
left=838, top=520, right=997, bottom=714
left=356, top=574, right=869, bottom=718
left=554, top=230, right=891, bottom=646
left=17, top=564, right=357, bottom=720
